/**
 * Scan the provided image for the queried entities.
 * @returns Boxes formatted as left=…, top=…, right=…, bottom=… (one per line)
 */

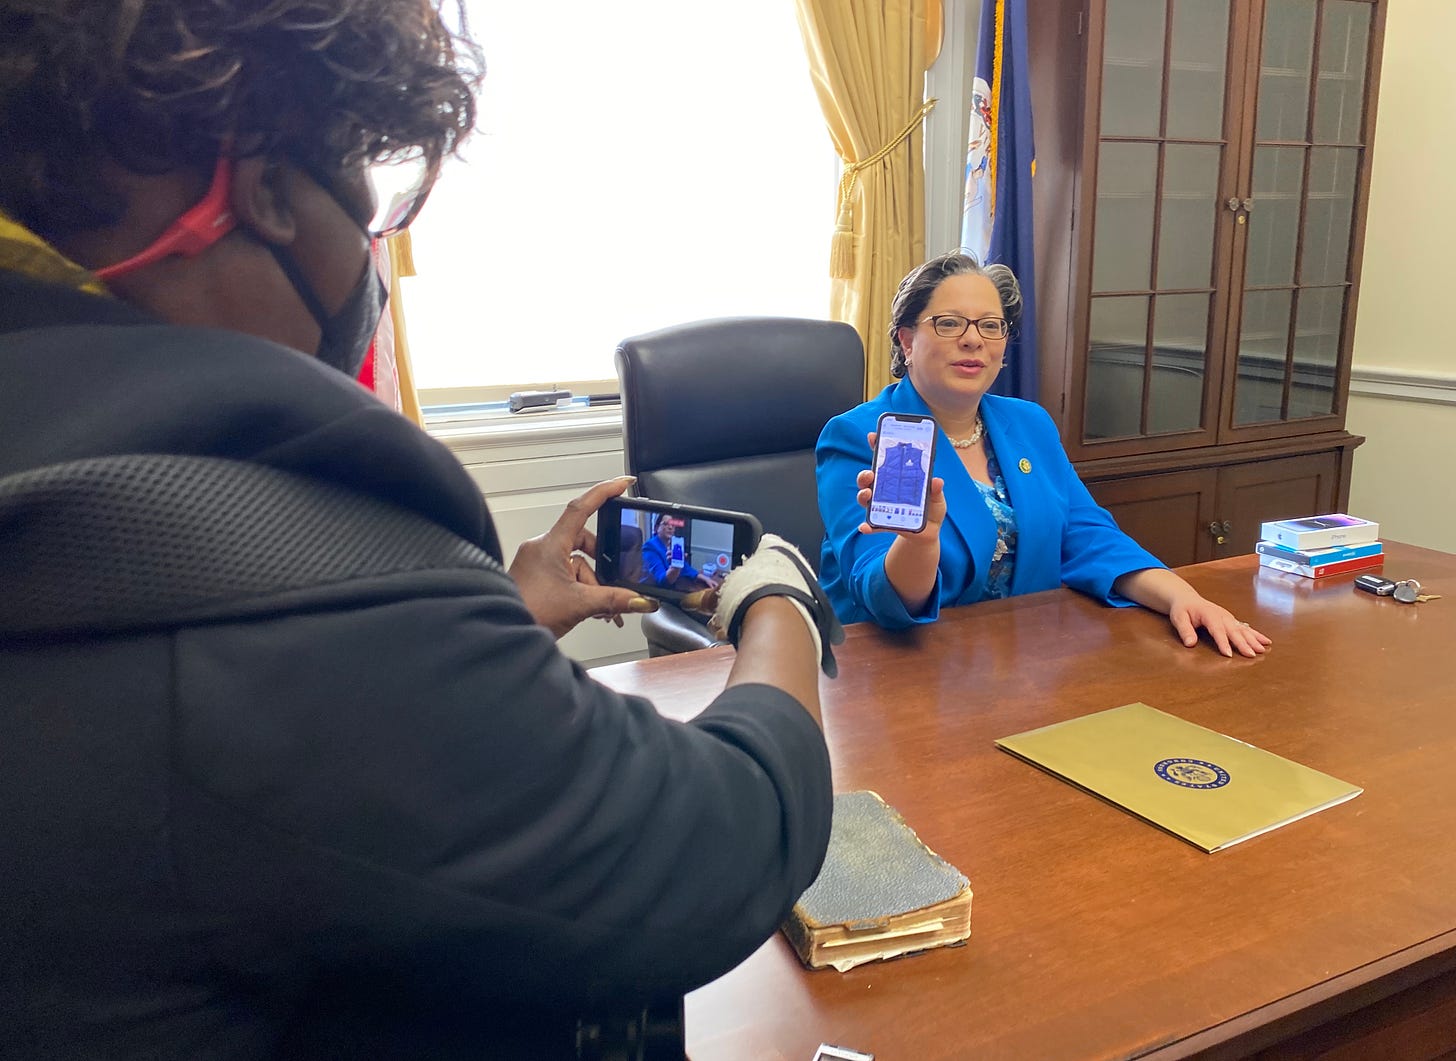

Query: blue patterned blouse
left=969, top=436, right=1018, bottom=599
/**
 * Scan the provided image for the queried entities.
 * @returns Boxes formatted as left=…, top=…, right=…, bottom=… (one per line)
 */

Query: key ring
left=1393, top=578, right=1422, bottom=604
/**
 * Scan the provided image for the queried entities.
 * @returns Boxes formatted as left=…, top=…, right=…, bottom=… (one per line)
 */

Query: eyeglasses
left=92, top=150, right=433, bottom=284
left=366, top=154, right=439, bottom=238
left=297, top=153, right=438, bottom=239
left=920, top=313, right=1011, bottom=340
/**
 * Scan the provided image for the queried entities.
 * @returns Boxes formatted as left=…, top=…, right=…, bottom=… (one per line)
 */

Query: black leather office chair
left=615, top=316, right=865, bottom=656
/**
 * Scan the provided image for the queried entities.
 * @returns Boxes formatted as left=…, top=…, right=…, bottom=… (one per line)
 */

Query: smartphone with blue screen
left=867, top=412, right=937, bottom=533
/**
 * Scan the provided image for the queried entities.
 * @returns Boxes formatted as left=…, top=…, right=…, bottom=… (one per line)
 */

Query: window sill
left=425, top=401, right=625, bottom=463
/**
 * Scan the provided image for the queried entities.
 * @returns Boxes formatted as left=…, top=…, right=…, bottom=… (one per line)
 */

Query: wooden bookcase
left=1029, top=0, right=1385, bottom=565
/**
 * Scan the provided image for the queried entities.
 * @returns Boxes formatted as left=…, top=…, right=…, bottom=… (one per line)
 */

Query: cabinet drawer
left=1085, top=469, right=1219, bottom=568
left=1083, top=450, right=1348, bottom=568
left=1215, top=452, right=1344, bottom=557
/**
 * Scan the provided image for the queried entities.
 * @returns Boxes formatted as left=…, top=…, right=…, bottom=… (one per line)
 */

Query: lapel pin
left=1018, top=458, right=1032, bottom=474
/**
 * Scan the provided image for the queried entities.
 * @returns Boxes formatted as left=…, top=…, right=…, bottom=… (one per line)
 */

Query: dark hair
left=887, top=251, right=1023, bottom=378
left=0, top=0, right=483, bottom=238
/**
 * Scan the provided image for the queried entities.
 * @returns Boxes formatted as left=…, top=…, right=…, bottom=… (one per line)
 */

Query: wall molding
left=1348, top=366, right=1456, bottom=407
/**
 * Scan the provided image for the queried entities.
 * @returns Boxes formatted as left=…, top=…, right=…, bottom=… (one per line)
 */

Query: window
left=399, top=1, right=839, bottom=403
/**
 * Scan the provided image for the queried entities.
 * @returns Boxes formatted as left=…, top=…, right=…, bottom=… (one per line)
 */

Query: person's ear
left=896, top=325, right=917, bottom=359
left=230, top=156, right=297, bottom=247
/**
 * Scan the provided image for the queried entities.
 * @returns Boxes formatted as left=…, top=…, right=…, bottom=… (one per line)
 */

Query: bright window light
left=395, top=0, right=839, bottom=398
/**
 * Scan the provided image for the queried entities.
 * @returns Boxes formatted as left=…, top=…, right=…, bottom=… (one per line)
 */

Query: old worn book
left=996, top=702, right=1362, bottom=852
left=782, top=790, right=972, bottom=972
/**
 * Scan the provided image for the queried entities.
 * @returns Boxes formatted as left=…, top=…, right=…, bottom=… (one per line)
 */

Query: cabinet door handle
left=1225, top=197, right=1241, bottom=211
left=1241, top=198, right=1254, bottom=212
left=1208, top=520, right=1227, bottom=545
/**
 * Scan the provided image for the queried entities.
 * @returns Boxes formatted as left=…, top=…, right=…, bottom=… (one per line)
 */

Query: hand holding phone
left=865, top=412, right=938, bottom=534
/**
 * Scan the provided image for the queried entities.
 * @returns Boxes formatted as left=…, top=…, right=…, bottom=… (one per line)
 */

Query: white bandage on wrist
left=711, top=534, right=844, bottom=676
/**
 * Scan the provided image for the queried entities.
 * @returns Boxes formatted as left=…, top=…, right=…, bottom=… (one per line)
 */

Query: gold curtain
left=795, top=0, right=939, bottom=399
left=382, top=231, right=425, bottom=427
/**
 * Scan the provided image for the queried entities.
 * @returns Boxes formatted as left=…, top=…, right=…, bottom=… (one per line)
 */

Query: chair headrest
left=615, top=316, right=865, bottom=473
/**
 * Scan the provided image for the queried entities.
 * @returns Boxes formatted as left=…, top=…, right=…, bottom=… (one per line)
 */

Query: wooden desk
left=594, top=543, right=1456, bottom=1061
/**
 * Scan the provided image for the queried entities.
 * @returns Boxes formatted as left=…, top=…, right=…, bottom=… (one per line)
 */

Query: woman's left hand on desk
left=1115, top=567, right=1272, bottom=658
left=1169, top=595, right=1272, bottom=658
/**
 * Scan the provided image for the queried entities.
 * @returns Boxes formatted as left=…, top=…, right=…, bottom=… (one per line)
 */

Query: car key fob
left=1354, top=574, right=1397, bottom=596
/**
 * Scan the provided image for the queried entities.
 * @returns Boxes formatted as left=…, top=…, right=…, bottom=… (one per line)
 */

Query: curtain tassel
left=826, top=98, right=938, bottom=282
left=830, top=200, right=857, bottom=279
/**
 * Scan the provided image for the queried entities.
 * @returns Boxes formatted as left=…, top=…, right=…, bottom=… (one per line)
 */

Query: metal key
left=1392, top=580, right=1440, bottom=604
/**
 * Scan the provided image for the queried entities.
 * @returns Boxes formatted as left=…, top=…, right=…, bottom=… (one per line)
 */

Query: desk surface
left=594, top=543, right=1456, bottom=1061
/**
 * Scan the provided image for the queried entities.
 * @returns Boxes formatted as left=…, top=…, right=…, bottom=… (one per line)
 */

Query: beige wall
left=1346, top=0, right=1456, bottom=551
left=1351, top=0, right=1456, bottom=375
left=1346, top=394, right=1456, bottom=550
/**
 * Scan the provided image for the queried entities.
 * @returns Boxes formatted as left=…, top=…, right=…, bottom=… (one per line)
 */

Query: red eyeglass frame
left=95, top=155, right=237, bottom=282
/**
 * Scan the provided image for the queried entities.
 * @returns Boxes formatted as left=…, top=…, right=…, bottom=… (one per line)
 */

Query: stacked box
left=1255, top=515, right=1382, bottom=579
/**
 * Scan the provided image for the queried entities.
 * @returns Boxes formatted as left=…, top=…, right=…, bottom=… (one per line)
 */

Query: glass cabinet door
left=1233, top=0, right=1373, bottom=425
left=1083, top=0, right=1233, bottom=443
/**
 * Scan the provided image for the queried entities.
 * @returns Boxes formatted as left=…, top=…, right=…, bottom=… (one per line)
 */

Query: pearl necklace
left=948, top=414, right=985, bottom=450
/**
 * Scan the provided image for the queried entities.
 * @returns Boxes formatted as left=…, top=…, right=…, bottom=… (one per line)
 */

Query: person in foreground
left=817, top=252, right=1271, bottom=659
left=0, top=3, right=836, bottom=1058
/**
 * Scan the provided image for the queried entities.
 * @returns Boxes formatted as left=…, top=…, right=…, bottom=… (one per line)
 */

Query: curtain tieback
left=831, top=97, right=938, bottom=280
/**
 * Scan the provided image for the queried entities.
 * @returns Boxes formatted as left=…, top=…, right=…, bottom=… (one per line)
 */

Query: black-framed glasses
left=367, top=154, right=439, bottom=238
left=299, top=153, right=439, bottom=239
left=920, top=313, right=1011, bottom=340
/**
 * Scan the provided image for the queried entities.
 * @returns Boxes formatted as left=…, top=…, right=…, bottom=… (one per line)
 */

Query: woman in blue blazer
left=817, top=252, right=1271, bottom=658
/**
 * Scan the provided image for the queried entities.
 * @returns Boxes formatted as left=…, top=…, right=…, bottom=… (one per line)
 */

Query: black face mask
left=269, top=244, right=386, bottom=379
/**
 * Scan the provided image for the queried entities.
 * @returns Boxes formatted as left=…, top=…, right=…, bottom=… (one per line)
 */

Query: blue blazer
left=642, top=533, right=699, bottom=586
left=816, top=380, right=1164, bottom=629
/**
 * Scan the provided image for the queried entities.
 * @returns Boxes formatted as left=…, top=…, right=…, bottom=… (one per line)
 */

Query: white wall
left=1345, top=0, right=1456, bottom=551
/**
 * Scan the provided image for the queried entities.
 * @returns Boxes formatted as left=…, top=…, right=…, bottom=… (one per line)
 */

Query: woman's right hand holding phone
left=857, top=430, right=946, bottom=618
left=510, top=476, right=660, bottom=638
left=856, top=431, right=947, bottom=540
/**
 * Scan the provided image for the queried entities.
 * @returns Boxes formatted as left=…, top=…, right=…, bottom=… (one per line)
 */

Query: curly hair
left=887, top=251, right=1023, bottom=379
left=0, top=0, right=483, bottom=239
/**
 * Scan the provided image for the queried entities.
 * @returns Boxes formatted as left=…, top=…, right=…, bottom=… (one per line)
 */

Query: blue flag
left=961, top=0, right=1038, bottom=402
